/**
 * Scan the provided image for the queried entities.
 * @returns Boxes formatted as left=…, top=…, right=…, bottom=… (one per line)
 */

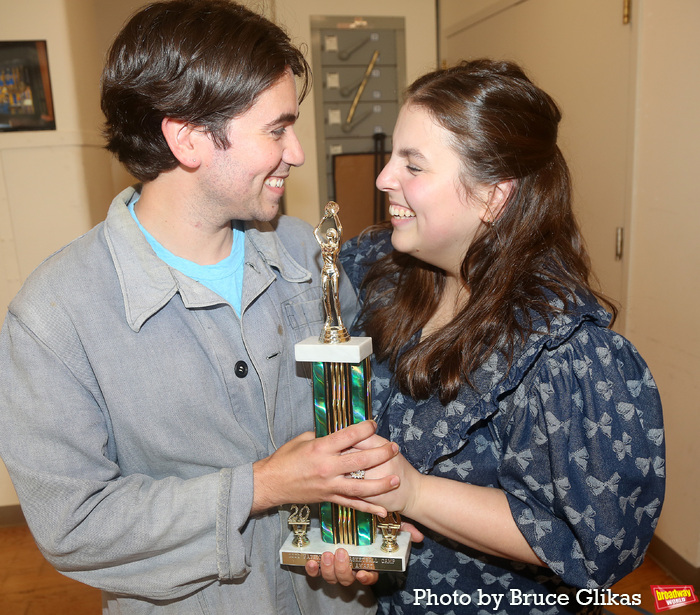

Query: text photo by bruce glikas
left=411, top=588, right=643, bottom=610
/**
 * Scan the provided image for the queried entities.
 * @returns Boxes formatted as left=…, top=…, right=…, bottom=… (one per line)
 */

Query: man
left=0, top=1, right=398, bottom=612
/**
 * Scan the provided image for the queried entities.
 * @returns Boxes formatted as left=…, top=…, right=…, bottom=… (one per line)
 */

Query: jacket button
left=234, top=361, right=248, bottom=378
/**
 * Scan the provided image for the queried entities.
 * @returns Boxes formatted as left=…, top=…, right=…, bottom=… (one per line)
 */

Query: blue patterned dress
left=340, top=230, right=664, bottom=615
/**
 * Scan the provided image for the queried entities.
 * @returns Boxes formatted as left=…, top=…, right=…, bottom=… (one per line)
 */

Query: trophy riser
left=280, top=527, right=411, bottom=571
left=285, top=335, right=412, bottom=570
left=302, top=336, right=375, bottom=546
left=319, top=501, right=375, bottom=546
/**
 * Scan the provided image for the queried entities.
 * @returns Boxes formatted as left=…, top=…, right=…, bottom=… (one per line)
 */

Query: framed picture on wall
left=0, top=40, right=56, bottom=132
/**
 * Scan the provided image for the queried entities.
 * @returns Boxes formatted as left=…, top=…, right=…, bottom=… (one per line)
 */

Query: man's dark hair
left=101, top=0, right=311, bottom=182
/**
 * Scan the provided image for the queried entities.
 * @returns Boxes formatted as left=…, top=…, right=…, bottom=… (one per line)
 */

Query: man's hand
left=304, top=522, right=424, bottom=586
left=305, top=548, right=377, bottom=586
left=252, top=421, right=400, bottom=516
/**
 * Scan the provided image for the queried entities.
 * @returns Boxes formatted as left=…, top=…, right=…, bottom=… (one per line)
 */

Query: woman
left=312, top=60, right=664, bottom=613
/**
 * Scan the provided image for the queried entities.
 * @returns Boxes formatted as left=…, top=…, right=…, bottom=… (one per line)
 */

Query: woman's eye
left=406, top=165, right=421, bottom=174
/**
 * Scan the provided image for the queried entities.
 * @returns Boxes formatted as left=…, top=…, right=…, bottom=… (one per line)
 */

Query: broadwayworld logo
left=651, top=585, right=699, bottom=612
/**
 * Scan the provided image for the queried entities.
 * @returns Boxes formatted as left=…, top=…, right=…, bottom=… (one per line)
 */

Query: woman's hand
left=252, top=421, right=400, bottom=516
left=351, top=435, right=544, bottom=566
left=350, top=434, right=424, bottom=517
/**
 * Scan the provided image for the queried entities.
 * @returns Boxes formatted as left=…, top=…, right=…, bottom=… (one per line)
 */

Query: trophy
left=279, top=202, right=411, bottom=572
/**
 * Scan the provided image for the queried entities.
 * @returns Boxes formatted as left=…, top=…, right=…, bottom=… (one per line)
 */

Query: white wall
left=0, top=0, right=107, bottom=509
left=627, top=0, right=700, bottom=567
left=438, top=0, right=523, bottom=62
left=0, top=0, right=138, bottom=509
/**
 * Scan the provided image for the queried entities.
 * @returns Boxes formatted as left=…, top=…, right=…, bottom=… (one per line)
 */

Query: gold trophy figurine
left=314, top=201, right=350, bottom=344
left=279, top=201, right=411, bottom=572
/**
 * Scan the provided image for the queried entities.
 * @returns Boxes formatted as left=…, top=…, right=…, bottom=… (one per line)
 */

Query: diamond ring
left=349, top=470, right=366, bottom=479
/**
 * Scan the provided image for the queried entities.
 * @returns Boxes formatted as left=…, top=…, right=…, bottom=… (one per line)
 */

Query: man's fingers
left=316, top=550, right=354, bottom=586
left=311, top=550, right=351, bottom=586
left=355, top=569, right=380, bottom=585
left=317, top=552, right=338, bottom=584
left=316, top=549, right=380, bottom=586
left=305, top=558, right=321, bottom=578
left=329, top=549, right=356, bottom=586
left=400, top=521, right=425, bottom=543
left=339, top=441, right=399, bottom=475
left=323, top=420, right=377, bottom=451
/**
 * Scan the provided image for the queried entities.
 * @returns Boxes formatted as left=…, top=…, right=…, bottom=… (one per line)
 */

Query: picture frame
left=0, top=40, right=56, bottom=132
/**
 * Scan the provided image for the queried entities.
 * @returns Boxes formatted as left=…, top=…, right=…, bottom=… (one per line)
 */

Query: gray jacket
left=0, top=186, right=374, bottom=614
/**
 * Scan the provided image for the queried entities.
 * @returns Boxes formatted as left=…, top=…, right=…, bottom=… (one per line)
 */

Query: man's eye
left=272, top=127, right=286, bottom=137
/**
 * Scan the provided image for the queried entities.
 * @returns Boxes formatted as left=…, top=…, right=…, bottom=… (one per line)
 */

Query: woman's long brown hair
left=358, top=60, right=617, bottom=404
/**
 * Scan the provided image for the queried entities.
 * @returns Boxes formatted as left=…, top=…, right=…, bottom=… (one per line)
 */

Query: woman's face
left=376, top=104, right=491, bottom=277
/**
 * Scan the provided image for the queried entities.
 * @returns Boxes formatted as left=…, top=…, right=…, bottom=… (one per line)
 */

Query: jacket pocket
left=282, top=289, right=324, bottom=343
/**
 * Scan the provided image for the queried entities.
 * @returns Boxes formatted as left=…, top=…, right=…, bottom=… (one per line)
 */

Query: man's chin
left=253, top=201, right=281, bottom=223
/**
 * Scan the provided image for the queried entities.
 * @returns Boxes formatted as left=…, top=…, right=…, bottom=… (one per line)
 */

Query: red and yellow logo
left=651, top=585, right=698, bottom=611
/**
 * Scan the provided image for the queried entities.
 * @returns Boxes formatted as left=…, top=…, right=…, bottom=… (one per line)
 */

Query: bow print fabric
left=340, top=231, right=664, bottom=614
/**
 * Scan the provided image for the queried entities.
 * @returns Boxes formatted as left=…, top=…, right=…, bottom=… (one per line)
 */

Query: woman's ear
left=161, top=117, right=202, bottom=169
left=481, top=179, right=514, bottom=223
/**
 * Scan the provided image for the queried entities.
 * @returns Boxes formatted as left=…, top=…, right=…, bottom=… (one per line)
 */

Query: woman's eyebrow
left=398, top=147, right=426, bottom=161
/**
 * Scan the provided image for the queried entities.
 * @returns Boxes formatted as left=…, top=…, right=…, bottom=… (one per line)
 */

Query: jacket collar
left=104, top=186, right=312, bottom=332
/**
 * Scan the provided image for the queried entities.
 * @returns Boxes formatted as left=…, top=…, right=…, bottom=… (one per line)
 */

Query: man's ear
left=161, top=117, right=202, bottom=169
left=481, top=179, right=514, bottom=223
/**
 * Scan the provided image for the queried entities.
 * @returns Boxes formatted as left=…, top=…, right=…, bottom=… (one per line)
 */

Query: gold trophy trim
left=288, top=505, right=311, bottom=547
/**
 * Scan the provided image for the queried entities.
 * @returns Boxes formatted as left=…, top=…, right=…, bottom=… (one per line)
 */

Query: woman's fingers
left=332, top=496, right=387, bottom=518
left=346, top=432, right=391, bottom=450
left=340, top=444, right=399, bottom=477
left=253, top=421, right=400, bottom=510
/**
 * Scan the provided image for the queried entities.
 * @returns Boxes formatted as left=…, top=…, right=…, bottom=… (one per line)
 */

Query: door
left=442, top=0, right=635, bottom=322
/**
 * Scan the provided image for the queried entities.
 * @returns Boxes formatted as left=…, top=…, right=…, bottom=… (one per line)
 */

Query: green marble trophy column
left=279, top=202, right=410, bottom=571
left=306, top=336, right=375, bottom=546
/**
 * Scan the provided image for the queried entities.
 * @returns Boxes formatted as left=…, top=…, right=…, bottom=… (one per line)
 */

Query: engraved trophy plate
left=279, top=523, right=411, bottom=571
left=280, top=202, right=411, bottom=571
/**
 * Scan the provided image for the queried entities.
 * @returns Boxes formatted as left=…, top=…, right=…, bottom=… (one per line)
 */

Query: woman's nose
left=376, top=160, right=397, bottom=192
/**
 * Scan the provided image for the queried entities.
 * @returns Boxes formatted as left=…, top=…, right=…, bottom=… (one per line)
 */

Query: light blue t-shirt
left=128, top=200, right=244, bottom=316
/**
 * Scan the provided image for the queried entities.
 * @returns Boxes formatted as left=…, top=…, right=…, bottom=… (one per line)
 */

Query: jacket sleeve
left=498, top=324, right=665, bottom=588
left=0, top=310, right=252, bottom=600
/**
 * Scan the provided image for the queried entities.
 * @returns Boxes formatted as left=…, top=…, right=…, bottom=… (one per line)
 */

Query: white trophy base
left=295, top=336, right=373, bottom=363
left=280, top=527, right=411, bottom=571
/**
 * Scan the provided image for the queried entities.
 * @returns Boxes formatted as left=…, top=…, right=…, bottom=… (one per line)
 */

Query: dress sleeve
left=340, top=229, right=393, bottom=297
left=497, top=324, right=664, bottom=588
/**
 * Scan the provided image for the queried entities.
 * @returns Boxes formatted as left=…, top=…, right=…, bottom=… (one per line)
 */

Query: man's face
left=198, top=70, right=304, bottom=223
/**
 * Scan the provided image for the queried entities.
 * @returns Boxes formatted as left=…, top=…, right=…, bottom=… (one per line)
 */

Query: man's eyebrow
left=266, top=112, right=299, bottom=127
left=398, top=147, right=425, bottom=160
